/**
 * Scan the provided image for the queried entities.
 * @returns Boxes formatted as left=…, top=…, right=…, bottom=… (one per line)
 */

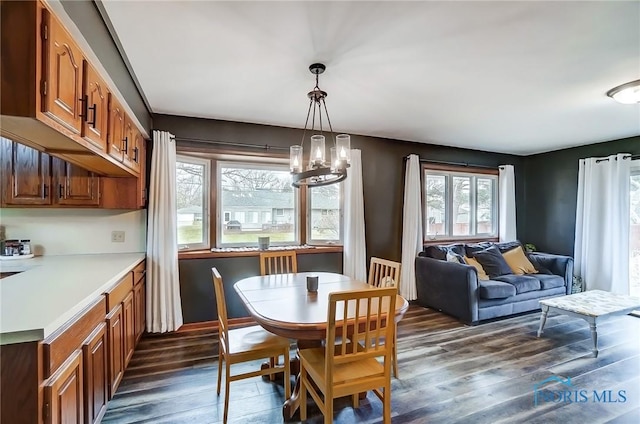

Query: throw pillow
left=502, top=246, right=538, bottom=275
left=463, top=256, right=490, bottom=280
left=472, top=245, right=513, bottom=278
left=446, top=251, right=464, bottom=264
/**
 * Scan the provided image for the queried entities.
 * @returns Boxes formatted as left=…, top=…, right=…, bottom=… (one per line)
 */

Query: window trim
left=216, top=160, right=300, bottom=248
left=422, top=164, right=499, bottom=243
left=306, top=182, right=344, bottom=246
left=176, top=154, right=211, bottom=251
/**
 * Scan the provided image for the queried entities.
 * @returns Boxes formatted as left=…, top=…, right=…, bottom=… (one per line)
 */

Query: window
left=423, top=167, right=498, bottom=240
left=218, top=161, right=298, bottom=247
left=176, top=155, right=210, bottom=250
left=308, top=183, right=343, bottom=244
left=176, top=151, right=344, bottom=251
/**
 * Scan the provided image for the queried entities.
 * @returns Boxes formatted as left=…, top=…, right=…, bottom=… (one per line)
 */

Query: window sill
left=178, top=245, right=343, bottom=260
left=423, top=237, right=499, bottom=246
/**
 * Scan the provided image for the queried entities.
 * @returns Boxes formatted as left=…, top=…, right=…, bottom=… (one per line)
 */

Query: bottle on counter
left=20, top=240, right=31, bottom=255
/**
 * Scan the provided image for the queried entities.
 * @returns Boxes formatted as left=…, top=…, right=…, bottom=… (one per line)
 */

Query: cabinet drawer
left=105, top=272, right=133, bottom=311
left=42, top=296, right=106, bottom=378
left=133, top=260, right=146, bottom=285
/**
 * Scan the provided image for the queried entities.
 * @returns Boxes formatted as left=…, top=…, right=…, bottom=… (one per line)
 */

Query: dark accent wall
left=59, top=0, right=151, bottom=133
left=179, top=253, right=342, bottom=323
left=155, top=113, right=525, bottom=322
left=521, top=136, right=640, bottom=257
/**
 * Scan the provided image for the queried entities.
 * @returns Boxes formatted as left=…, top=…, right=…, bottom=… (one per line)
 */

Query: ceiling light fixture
left=290, top=63, right=350, bottom=188
left=606, top=79, right=640, bottom=104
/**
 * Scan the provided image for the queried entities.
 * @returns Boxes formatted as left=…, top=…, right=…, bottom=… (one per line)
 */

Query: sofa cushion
left=424, top=243, right=466, bottom=260
left=493, top=274, right=541, bottom=294
left=463, top=256, right=489, bottom=280
left=531, top=274, right=565, bottom=290
left=495, top=241, right=523, bottom=253
left=472, top=245, right=513, bottom=278
left=502, top=246, right=538, bottom=275
left=479, top=280, right=517, bottom=299
left=464, top=242, right=493, bottom=257
left=528, top=254, right=554, bottom=274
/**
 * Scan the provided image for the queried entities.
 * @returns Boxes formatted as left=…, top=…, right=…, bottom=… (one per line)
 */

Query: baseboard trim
left=177, top=317, right=256, bottom=332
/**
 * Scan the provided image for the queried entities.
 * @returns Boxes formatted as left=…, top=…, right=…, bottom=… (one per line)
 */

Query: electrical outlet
left=111, top=231, right=125, bottom=243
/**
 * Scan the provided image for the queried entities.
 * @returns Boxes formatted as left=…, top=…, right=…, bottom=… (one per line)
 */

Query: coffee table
left=537, top=290, right=640, bottom=357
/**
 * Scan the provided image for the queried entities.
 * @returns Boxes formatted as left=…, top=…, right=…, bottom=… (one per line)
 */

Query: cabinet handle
left=122, top=137, right=128, bottom=153
left=43, top=184, right=48, bottom=198
left=78, top=95, right=88, bottom=120
left=58, top=184, right=64, bottom=199
left=87, top=104, right=97, bottom=128
left=133, top=147, right=139, bottom=162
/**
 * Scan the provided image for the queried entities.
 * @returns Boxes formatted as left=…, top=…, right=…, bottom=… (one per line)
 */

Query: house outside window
left=218, top=161, right=299, bottom=247
left=176, top=155, right=210, bottom=250
left=423, top=166, right=498, bottom=240
left=308, top=184, right=342, bottom=244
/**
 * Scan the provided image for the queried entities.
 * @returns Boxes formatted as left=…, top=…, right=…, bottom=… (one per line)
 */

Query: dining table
left=234, top=271, right=409, bottom=420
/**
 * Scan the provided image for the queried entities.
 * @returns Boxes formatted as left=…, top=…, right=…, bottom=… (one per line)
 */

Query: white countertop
left=0, top=253, right=145, bottom=345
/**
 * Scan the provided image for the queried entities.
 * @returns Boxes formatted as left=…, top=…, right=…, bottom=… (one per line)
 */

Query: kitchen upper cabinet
left=1, top=137, right=51, bottom=205
left=43, top=350, right=84, bottom=424
left=42, top=8, right=84, bottom=135
left=52, top=157, right=100, bottom=206
left=82, top=323, right=108, bottom=424
left=107, top=95, right=126, bottom=163
left=0, top=1, right=147, bottom=178
left=122, top=116, right=135, bottom=170
left=81, top=61, right=110, bottom=151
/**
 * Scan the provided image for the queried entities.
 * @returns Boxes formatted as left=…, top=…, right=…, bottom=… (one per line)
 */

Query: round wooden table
left=234, top=272, right=409, bottom=420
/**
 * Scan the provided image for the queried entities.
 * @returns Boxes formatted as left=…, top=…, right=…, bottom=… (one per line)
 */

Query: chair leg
left=269, top=357, right=276, bottom=381
left=223, top=361, right=231, bottom=424
left=392, top=330, right=399, bottom=378
left=352, top=393, right=359, bottom=408
left=324, top=393, right=333, bottom=424
left=300, top=366, right=307, bottom=421
left=383, top=385, right=391, bottom=424
left=216, top=348, right=223, bottom=395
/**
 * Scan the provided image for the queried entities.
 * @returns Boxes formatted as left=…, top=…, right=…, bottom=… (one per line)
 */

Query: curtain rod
left=174, top=136, right=289, bottom=151
left=594, top=154, right=638, bottom=163
left=403, top=156, right=498, bottom=170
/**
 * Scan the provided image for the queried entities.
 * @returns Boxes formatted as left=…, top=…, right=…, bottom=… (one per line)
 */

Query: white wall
left=0, top=209, right=146, bottom=256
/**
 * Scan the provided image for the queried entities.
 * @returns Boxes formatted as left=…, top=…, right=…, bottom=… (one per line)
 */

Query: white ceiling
left=100, top=0, right=640, bottom=155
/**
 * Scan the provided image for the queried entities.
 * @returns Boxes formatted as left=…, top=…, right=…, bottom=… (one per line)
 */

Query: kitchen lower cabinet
left=123, top=291, right=135, bottom=367
left=82, top=323, right=108, bottom=424
left=43, top=349, right=84, bottom=424
left=106, top=304, right=125, bottom=399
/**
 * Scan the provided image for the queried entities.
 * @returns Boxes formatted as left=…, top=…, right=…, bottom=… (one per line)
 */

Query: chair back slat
left=259, top=251, right=298, bottom=275
left=211, top=268, right=230, bottom=354
left=368, top=257, right=401, bottom=289
left=325, top=288, right=396, bottom=384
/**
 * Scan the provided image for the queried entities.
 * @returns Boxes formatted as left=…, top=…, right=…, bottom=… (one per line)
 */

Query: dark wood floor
left=103, top=305, right=640, bottom=423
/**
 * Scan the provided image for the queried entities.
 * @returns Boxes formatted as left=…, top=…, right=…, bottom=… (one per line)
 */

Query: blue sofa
left=415, top=241, right=573, bottom=324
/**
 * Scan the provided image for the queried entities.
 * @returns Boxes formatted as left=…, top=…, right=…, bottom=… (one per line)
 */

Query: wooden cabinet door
left=43, top=350, right=83, bottom=424
left=128, top=126, right=143, bottom=174
left=122, top=115, right=136, bottom=170
left=52, top=157, right=100, bottom=206
left=82, top=323, right=108, bottom=424
left=106, top=304, right=124, bottom=399
left=41, top=9, right=83, bottom=134
left=134, top=281, right=146, bottom=343
left=136, top=137, right=147, bottom=208
left=107, top=94, right=125, bottom=163
left=123, top=292, right=135, bottom=367
left=2, top=139, right=51, bottom=205
left=81, top=60, right=110, bottom=151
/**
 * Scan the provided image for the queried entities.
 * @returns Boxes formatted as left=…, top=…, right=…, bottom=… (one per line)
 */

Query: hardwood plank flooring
left=103, top=305, right=640, bottom=423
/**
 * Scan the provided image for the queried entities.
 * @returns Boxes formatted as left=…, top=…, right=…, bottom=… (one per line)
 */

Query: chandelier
left=290, top=63, right=350, bottom=188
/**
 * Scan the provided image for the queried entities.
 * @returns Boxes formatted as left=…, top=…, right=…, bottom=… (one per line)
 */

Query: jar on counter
left=20, top=240, right=31, bottom=255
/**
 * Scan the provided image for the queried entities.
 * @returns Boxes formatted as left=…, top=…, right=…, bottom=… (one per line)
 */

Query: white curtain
left=499, top=165, right=517, bottom=242
left=400, top=155, right=423, bottom=300
left=146, top=130, right=184, bottom=332
left=574, top=153, right=631, bottom=294
left=343, top=149, right=367, bottom=281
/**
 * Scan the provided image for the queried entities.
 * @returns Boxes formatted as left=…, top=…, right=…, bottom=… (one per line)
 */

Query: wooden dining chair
left=368, top=257, right=401, bottom=378
left=259, top=250, right=298, bottom=275
left=299, top=287, right=397, bottom=424
left=211, top=268, right=291, bottom=424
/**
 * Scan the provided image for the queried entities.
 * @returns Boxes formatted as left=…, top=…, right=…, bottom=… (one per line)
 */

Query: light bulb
left=340, top=147, right=347, bottom=158
left=293, top=157, right=299, bottom=167
left=315, top=147, right=322, bottom=159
